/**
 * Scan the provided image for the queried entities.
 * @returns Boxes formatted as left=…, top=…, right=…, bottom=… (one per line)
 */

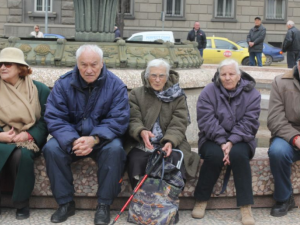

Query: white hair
left=217, top=59, right=241, bottom=75
left=76, top=45, right=103, bottom=63
left=287, top=20, right=295, bottom=27
left=145, top=59, right=170, bottom=79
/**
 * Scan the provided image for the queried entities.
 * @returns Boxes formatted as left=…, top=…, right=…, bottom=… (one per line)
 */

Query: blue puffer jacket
left=44, top=64, right=130, bottom=152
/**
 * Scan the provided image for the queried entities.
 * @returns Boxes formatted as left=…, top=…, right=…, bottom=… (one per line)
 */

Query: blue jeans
left=268, top=137, right=300, bottom=202
left=249, top=52, right=262, bottom=67
left=198, top=48, right=203, bottom=57
left=43, top=138, right=126, bottom=205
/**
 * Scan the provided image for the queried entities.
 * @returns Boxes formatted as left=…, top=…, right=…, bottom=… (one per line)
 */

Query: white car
left=127, top=31, right=175, bottom=43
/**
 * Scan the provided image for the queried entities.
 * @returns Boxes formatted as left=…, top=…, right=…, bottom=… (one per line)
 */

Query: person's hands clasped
left=162, top=142, right=172, bottom=157
left=222, top=141, right=233, bottom=166
left=0, top=127, right=16, bottom=143
left=140, top=130, right=155, bottom=150
left=249, top=42, right=254, bottom=47
left=72, top=136, right=96, bottom=156
left=13, top=131, right=29, bottom=143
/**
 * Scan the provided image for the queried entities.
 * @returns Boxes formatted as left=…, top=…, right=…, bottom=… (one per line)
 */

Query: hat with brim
left=0, top=47, right=29, bottom=67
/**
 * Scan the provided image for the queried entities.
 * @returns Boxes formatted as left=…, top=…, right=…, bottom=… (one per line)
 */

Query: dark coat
left=197, top=70, right=261, bottom=158
left=125, top=70, right=200, bottom=177
left=114, top=28, right=121, bottom=38
left=247, top=25, right=266, bottom=52
left=267, top=67, right=300, bottom=143
left=44, top=64, right=130, bottom=153
left=282, top=26, right=300, bottom=52
left=187, top=28, right=207, bottom=49
left=0, top=80, right=50, bottom=202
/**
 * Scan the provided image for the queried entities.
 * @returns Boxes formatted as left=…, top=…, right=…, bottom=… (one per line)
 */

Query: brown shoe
left=240, top=205, right=255, bottom=225
left=191, top=201, right=207, bottom=219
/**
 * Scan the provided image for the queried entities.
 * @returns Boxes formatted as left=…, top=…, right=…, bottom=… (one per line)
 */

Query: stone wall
left=1, top=1, right=299, bottom=44
left=61, top=0, right=74, bottom=25
left=123, top=0, right=291, bottom=44
left=0, top=0, right=8, bottom=35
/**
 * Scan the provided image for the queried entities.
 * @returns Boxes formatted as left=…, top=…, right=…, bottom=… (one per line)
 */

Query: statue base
left=75, top=32, right=115, bottom=42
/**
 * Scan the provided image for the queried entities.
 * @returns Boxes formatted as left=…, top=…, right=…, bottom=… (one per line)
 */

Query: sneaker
left=240, top=205, right=255, bottom=225
left=50, top=201, right=75, bottom=223
left=270, top=194, right=295, bottom=217
left=191, top=200, right=207, bottom=219
left=94, top=203, right=110, bottom=225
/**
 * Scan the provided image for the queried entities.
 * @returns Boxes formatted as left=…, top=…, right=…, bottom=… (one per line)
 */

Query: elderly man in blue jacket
left=43, top=44, right=130, bottom=225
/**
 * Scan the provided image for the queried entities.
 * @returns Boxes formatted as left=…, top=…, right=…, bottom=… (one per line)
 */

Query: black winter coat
left=282, top=26, right=300, bottom=52
left=247, top=25, right=266, bottom=52
left=187, top=28, right=207, bottom=49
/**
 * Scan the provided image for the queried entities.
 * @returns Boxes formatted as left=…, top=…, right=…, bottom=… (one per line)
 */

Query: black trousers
left=287, top=51, right=299, bottom=68
left=194, top=141, right=253, bottom=207
left=0, top=148, right=29, bottom=209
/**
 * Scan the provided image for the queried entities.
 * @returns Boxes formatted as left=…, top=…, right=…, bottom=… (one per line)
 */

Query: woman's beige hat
left=0, top=47, right=29, bottom=66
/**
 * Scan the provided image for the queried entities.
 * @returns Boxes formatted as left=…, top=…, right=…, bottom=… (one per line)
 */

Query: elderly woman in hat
left=0, top=47, right=50, bottom=219
left=192, top=59, right=261, bottom=225
left=125, top=58, right=200, bottom=192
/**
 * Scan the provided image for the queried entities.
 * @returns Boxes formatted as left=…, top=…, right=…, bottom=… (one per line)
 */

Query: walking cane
left=110, top=148, right=165, bottom=225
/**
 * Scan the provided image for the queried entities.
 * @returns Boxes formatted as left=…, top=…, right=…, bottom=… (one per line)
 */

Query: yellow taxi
left=203, top=36, right=266, bottom=66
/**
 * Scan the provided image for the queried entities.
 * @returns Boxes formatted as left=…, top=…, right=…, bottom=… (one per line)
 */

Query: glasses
left=0, top=62, right=13, bottom=68
left=149, top=74, right=167, bottom=80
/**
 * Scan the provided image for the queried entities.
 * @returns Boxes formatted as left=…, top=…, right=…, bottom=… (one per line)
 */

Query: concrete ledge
left=1, top=147, right=297, bottom=210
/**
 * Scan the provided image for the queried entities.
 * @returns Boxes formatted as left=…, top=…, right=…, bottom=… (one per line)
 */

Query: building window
left=35, top=0, right=52, bottom=12
left=215, top=0, right=234, bottom=18
left=119, top=0, right=133, bottom=16
left=165, top=0, right=183, bottom=17
left=266, top=0, right=286, bottom=20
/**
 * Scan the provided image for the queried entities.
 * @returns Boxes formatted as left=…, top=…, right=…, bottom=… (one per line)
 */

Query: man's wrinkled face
left=77, top=50, right=103, bottom=84
left=194, top=22, right=200, bottom=30
left=254, top=19, right=261, bottom=26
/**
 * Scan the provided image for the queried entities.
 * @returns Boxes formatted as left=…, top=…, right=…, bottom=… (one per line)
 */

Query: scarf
left=0, top=76, right=41, bottom=151
left=135, top=83, right=190, bottom=152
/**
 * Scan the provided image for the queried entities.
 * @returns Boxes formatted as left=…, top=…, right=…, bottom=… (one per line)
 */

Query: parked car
left=203, top=36, right=266, bottom=66
left=127, top=31, right=175, bottom=43
left=44, top=34, right=66, bottom=39
left=236, top=40, right=284, bottom=66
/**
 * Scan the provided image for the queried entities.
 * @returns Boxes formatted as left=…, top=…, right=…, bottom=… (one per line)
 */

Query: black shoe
left=16, top=206, right=30, bottom=220
left=270, top=195, right=295, bottom=217
left=51, top=201, right=75, bottom=223
left=94, top=203, right=110, bottom=225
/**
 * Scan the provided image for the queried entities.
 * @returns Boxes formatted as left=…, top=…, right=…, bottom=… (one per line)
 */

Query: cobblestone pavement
left=1, top=208, right=300, bottom=225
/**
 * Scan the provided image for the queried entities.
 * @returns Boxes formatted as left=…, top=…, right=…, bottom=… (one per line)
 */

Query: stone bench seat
left=31, top=148, right=300, bottom=202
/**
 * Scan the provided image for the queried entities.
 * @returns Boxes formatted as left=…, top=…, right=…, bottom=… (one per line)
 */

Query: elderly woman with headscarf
left=0, top=47, right=50, bottom=220
left=125, top=58, right=200, bottom=213
left=192, top=59, right=261, bottom=225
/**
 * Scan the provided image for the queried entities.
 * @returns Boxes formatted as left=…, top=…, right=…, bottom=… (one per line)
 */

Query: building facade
left=0, top=0, right=298, bottom=46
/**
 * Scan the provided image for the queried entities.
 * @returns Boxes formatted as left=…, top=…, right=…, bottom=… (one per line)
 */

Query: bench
left=1, top=147, right=296, bottom=210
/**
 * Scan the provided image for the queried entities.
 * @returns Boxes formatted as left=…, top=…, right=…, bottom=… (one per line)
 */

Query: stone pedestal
left=73, top=0, right=118, bottom=42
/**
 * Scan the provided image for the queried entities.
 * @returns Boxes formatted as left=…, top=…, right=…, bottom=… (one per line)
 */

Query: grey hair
left=287, top=20, right=295, bottom=27
left=145, top=59, right=170, bottom=79
left=34, top=25, right=40, bottom=29
left=217, top=59, right=241, bottom=75
left=76, top=45, right=103, bottom=63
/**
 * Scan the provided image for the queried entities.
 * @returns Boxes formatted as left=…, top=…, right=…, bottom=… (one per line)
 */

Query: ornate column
left=73, top=0, right=118, bottom=42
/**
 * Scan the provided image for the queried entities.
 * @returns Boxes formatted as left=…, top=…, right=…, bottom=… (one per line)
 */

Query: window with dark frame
left=215, top=0, right=234, bottom=18
left=165, top=0, right=183, bottom=17
left=35, top=0, right=52, bottom=12
left=118, top=0, right=132, bottom=15
left=266, top=0, right=286, bottom=20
